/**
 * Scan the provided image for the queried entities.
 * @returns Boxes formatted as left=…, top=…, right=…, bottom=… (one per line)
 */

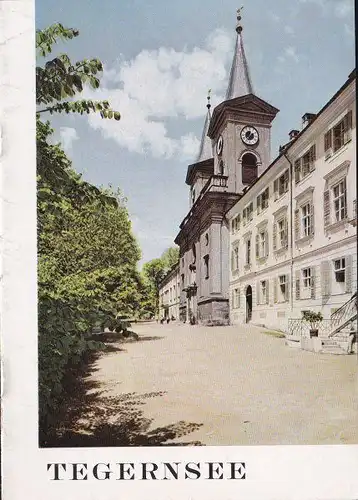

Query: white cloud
left=344, top=23, right=354, bottom=37
left=285, top=46, right=299, bottom=63
left=284, top=25, right=295, bottom=35
left=269, top=12, right=280, bottom=23
left=299, top=0, right=353, bottom=18
left=334, top=0, right=353, bottom=18
left=59, top=127, right=78, bottom=153
left=277, top=46, right=300, bottom=67
left=85, top=29, right=233, bottom=160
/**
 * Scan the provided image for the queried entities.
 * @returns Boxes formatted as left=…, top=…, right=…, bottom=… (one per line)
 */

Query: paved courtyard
left=88, top=322, right=358, bottom=445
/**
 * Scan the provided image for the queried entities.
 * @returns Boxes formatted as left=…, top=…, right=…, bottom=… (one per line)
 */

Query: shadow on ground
left=40, top=342, right=203, bottom=448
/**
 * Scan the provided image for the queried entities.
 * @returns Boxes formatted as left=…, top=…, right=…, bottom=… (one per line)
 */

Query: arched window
left=192, top=243, right=196, bottom=265
left=241, top=152, right=258, bottom=185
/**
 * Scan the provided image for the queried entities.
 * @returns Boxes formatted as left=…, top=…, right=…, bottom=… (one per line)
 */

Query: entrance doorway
left=246, top=285, right=252, bottom=323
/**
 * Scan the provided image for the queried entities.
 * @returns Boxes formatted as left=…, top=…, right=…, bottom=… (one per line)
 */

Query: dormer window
left=242, top=152, right=258, bottom=185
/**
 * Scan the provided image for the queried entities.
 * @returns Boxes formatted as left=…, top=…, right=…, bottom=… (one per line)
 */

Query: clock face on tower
left=241, top=126, right=259, bottom=146
left=216, top=135, right=224, bottom=156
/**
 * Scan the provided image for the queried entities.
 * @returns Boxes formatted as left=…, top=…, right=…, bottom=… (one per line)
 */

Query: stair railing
left=329, top=292, right=357, bottom=337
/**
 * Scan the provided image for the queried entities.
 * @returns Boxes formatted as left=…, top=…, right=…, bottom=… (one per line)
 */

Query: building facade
left=174, top=10, right=278, bottom=325
left=161, top=9, right=356, bottom=336
left=159, top=264, right=180, bottom=320
left=227, top=70, right=356, bottom=332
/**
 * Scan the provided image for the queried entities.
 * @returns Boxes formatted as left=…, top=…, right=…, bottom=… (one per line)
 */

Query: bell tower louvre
left=174, top=8, right=279, bottom=326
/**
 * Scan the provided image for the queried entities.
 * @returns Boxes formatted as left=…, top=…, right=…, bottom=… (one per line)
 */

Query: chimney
left=302, top=113, right=316, bottom=129
left=289, top=129, right=299, bottom=141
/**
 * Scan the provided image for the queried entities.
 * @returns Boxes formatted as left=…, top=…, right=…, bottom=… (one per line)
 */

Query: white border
left=1, top=1, right=358, bottom=498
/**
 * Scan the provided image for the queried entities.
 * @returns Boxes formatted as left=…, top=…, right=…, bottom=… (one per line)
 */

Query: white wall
left=228, top=77, right=356, bottom=332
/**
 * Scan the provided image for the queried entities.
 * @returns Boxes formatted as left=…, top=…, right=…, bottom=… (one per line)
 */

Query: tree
left=142, top=259, right=167, bottom=317
left=36, top=23, right=120, bottom=120
left=161, top=246, right=179, bottom=270
left=36, top=24, right=143, bottom=440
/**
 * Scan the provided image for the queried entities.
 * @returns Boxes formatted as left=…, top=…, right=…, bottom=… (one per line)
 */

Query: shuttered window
left=323, top=190, right=331, bottom=227
left=295, top=270, right=300, bottom=300
left=345, top=255, right=353, bottom=293
left=332, top=178, right=347, bottom=222
left=325, top=110, right=353, bottom=158
left=310, top=267, right=316, bottom=299
left=246, top=239, right=251, bottom=266
left=320, top=261, right=331, bottom=297
left=257, top=230, right=269, bottom=259
left=294, top=209, right=300, bottom=241
left=294, top=145, right=316, bottom=183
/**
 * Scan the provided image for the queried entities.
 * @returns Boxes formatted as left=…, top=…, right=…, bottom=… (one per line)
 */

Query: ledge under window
left=325, top=218, right=349, bottom=232
left=295, top=234, right=314, bottom=244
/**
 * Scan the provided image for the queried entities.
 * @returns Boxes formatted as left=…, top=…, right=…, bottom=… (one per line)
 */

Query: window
left=231, top=214, right=241, bottom=234
left=192, top=244, right=196, bottom=265
left=279, top=170, right=289, bottom=196
left=219, top=160, right=224, bottom=175
left=301, top=203, right=312, bottom=237
left=324, top=111, right=352, bottom=158
left=256, top=230, right=268, bottom=259
left=275, top=274, right=289, bottom=303
left=257, top=187, right=269, bottom=214
left=333, top=179, right=347, bottom=222
left=301, top=151, right=311, bottom=177
left=278, top=218, right=287, bottom=248
left=246, top=239, right=251, bottom=266
left=273, top=170, right=289, bottom=199
left=302, top=268, right=312, bottom=288
left=191, top=188, right=196, bottom=205
left=334, top=258, right=345, bottom=283
left=294, top=144, right=316, bottom=183
left=261, top=280, right=267, bottom=304
left=295, top=201, right=314, bottom=240
left=181, top=274, right=185, bottom=287
left=233, top=288, right=240, bottom=309
left=242, top=152, right=258, bottom=184
left=231, top=245, right=239, bottom=272
left=259, top=232, right=266, bottom=257
left=243, top=202, right=254, bottom=225
left=203, top=255, right=209, bottom=279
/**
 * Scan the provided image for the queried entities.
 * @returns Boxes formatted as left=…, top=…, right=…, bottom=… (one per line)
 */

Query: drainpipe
left=283, top=152, right=294, bottom=314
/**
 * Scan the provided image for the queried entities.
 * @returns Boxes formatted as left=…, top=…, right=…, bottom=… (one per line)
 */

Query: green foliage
left=36, top=23, right=120, bottom=120
left=139, top=247, right=179, bottom=318
left=161, top=246, right=180, bottom=270
left=302, top=310, right=323, bottom=329
left=38, top=120, right=142, bottom=430
left=36, top=24, right=141, bottom=434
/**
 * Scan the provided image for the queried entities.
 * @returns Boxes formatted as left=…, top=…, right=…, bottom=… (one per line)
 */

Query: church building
left=174, top=9, right=279, bottom=325
left=161, top=9, right=356, bottom=344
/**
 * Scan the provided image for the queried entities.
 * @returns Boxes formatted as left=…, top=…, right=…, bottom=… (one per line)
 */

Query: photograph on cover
left=36, top=0, right=357, bottom=448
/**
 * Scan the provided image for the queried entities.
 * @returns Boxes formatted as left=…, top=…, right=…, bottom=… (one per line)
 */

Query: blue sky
left=36, top=0, right=354, bottom=265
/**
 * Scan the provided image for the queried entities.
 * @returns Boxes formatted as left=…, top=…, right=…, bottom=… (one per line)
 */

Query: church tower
left=208, top=8, right=279, bottom=193
left=175, top=8, right=279, bottom=326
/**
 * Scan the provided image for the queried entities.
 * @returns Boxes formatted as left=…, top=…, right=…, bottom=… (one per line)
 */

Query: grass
left=261, top=330, right=286, bottom=339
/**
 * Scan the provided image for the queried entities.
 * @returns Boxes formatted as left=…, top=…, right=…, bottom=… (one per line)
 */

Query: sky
left=36, top=0, right=355, bottom=266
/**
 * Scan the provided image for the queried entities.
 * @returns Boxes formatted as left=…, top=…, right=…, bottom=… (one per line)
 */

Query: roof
left=226, top=31, right=253, bottom=100
left=227, top=68, right=356, bottom=211
left=195, top=107, right=213, bottom=163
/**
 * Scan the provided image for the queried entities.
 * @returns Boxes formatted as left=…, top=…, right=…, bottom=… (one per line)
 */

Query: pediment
left=208, top=93, right=279, bottom=138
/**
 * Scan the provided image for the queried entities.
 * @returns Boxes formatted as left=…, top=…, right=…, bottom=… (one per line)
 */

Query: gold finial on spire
left=207, top=89, right=212, bottom=110
left=236, top=6, right=244, bottom=33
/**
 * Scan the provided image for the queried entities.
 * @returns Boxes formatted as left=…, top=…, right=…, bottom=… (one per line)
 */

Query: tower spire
left=225, top=7, right=254, bottom=100
left=196, top=90, right=213, bottom=163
